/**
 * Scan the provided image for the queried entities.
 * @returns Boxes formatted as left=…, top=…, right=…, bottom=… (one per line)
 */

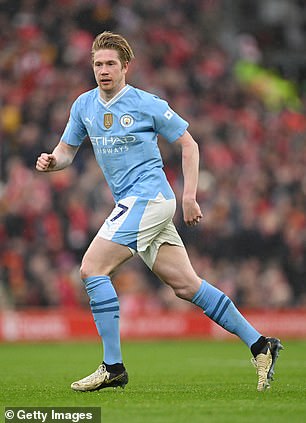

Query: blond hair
left=91, top=31, right=134, bottom=66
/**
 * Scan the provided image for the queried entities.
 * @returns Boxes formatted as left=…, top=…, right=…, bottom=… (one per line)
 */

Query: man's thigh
left=81, top=236, right=133, bottom=277
left=152, top=243, right=201, bottom=299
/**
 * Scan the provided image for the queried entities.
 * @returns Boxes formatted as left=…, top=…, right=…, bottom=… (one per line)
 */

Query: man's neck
left=99, top=84, right=127, bottom=102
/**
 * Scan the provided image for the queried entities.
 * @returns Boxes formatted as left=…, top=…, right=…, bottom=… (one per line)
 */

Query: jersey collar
left=98, top=85, right=131, bottom=109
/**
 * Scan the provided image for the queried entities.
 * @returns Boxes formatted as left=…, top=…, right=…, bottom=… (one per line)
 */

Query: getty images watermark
left=4, top=408, right=101, bottom=423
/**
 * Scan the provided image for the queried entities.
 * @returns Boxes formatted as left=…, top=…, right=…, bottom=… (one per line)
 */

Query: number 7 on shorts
left=110, top=203, right=129, bottom=222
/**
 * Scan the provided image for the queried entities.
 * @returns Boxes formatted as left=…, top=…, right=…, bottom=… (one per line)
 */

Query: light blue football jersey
left=61, top=85, right=188, bottom=202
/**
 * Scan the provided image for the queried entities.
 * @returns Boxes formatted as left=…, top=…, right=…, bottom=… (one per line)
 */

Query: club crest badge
left=104, top=113, right=113, bottom=129
left=120, top=114, right=134, bottom=128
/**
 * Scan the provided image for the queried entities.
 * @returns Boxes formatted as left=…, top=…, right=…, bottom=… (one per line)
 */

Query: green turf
left=1, top=339, right=306, bottom=423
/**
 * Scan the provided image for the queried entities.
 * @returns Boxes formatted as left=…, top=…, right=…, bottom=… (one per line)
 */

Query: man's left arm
left=176, top=131, right=203, bottom=226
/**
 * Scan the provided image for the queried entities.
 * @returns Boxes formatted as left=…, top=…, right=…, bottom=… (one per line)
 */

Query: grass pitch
left=1, top=339, right=306, bottom=423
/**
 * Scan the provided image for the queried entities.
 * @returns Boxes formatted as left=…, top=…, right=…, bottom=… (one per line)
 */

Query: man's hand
left=182, top=198, right=203, bottom=226
left=36, top=153, right=57, bottom=172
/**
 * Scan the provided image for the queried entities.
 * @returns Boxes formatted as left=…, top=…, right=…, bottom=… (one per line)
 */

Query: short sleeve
left=60, top=98, right=87, bottom=146
left=149, top=96, right=189, bottom=143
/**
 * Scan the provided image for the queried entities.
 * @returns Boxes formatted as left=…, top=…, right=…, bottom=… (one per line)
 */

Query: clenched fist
left=36, top=153, right=57, bottom=172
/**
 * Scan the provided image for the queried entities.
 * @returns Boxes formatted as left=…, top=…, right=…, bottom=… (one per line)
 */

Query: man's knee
left=153, top=265, right=201, bottom=301
left=162, top=270, right=202, bottom=301
left=172, top=283, right=200, bottom=301
left=80, top=256, right=117, bottom=280
left=79, top=260, right=90, bottom=281
left=79, top=259, right=102, bottom=280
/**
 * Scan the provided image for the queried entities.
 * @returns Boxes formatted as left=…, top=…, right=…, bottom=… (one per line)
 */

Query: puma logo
left=85, top=116, right=95, bottom=126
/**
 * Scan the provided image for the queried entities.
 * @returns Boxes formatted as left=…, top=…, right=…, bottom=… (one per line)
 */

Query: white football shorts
left=97, top=193, right=184, bottom=269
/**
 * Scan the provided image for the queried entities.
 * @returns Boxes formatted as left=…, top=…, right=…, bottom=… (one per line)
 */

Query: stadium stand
left=0, top=0, right=305, bottom=310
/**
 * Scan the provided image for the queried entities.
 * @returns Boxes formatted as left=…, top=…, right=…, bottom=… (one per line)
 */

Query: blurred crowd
left=1, top=0, right=306, bottom=310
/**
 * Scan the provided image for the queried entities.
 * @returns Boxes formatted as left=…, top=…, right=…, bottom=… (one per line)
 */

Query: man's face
left=93, top=49, right=128, bottom=99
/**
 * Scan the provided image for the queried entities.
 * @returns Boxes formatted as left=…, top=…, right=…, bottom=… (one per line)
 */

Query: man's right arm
left=36, top=141, right=79, bottom=172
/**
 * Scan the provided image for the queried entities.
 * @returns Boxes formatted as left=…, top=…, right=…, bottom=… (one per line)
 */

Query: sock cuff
left=192, top=280, right=208, bottom=304
left=83, top=275, right=111, bottom=288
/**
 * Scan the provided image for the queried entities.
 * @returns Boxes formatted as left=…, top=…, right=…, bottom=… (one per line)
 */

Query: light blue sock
left=83, top=275, right=122, bottom=364
left=192, top=280, right=261, bottom=348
